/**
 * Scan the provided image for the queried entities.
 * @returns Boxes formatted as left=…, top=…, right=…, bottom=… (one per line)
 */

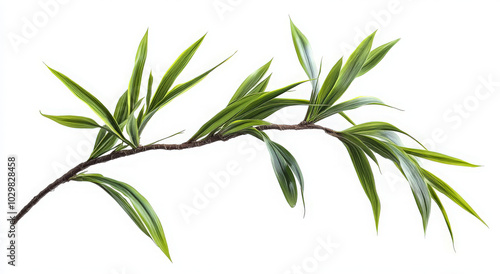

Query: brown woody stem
left=13, top=123, right=338, bottom=224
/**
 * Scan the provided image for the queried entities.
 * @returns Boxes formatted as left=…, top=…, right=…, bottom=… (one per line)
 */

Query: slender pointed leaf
left=357, top=38, right=400, bottom=77
left=428, top=185, right=454, bottom=248
left=126, top=115, right=140, bottom=147
left=343, top=121, right=425, bottom=148
left=41, top=112, right=100, bottom=129
left=402, top=147, right=479, bottom=167
left=72, top=174, right=171, bottom=261
left=150, top=34, right=206, bottom=109
left=128, top=30, right=148, bottom=113
left=228, top=60, right=272, bottom=104
left=323, top=31, right=376, bottom=106
left=341, top=139, right=381, bottom=230
left=315, top=96, right=395, bottom=122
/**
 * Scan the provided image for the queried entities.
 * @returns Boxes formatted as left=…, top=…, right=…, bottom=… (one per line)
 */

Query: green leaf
left=72, top=174, right=171, bottom=261
left=339, top=112, right=356, bottom=125
left=356, top=135, right=400, bottom=164
left=314, top=96, right=395, bottom=122
left=290, top=18, right=318, bottom=89
left=190, top=81, right=307, bottom=141
left=140, top=53, right=234, bottom=135
left=341, top=138, right=381, bottom=230
left=247, top=74, right=272, bottom=95
left=261, top=133, right=299, bottom=208
left=421, top=169, right=486, bottom=226
left=236, top=98, right=309, bottom=120
left=323, top=31, right=376, bottom=107
left=126, top=115, right=140, bottom=147
left=228, top=60, right=272, bottom=104
left=221, top=119, right=271, bottom=136
left=271, top=141, right=306, bottom=214
left=339, top=132, right=379, bottom=167
left=401, top=147, right=479, bottom=167
left=128, top=30, right=148, bottom=113
left=146, top=130, right=185, bottom=146
left=309, top=57, right=342, bottom=120
left=391, top=147, right=432, bottom=231
left=357, top=38, right=400, bottom=77
left=46, top=65, right=126, bottom=141
left=343, top=121, right=425, bottom=148
left=146, top=71, right=153, bottom=109
left=149, top=34, right=206, bottom=109
left=40, top=112, right=100, bottom=129
left=428, top=185, right=454, bottom=249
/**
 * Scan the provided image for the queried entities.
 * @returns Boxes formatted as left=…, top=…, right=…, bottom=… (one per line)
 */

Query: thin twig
left=13, top=123, right=338, bottom=224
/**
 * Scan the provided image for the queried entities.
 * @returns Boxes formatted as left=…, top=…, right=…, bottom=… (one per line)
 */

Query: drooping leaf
left=339, top=112, right=356, bottom=125
left=390, top=146, right=432, bottom=231
left=428, top=185, right=454, bottom=248
left=338, top=132, right=379, bottom=167
left=228, top=60, right=272, bottom=104
left=261, top=133, right=299, bottom=208
left=128, top=30, right=148, bottom=113
left=40, top=112, right=100, bottom=129
left=341, top=138, right=381, bottom=230
left=46, top=65, right=126, bottom=141
left=357, top=38, right=400, bottom=77
left=72, top=174, right=171, bottom=261
left=343, top=121, right=425, bottom=148
left=323, top=31, right=376, bottom=107
left=149, top=34, right=206, bottom=109
left=401, top=147, right=479, bottom=167
left=421, top=169, right=486, bottom=225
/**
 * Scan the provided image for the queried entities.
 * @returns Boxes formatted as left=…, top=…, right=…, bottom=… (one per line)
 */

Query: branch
left=14, top=123, right=338, bottom=224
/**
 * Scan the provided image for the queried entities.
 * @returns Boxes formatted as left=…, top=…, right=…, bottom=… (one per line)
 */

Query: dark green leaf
left=126, top=115, right=140, bottom=147
left=314, top=96, right=395, bottom=122
left=146, top=71, right=153, bottom=109
left=343, top=121, right=425, bottom=148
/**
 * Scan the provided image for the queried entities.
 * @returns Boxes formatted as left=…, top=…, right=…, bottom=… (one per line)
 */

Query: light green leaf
left=41, top=112, right=100, bottom=129
left=401, top=147, right=479, bottom=167
left=149, top=34, right=206, bottom=109
left=46, top=65, right=126, bottom=141
left=428, top=185, right=454, bottom=248
left=357, top=38, right=400, bottom=77
left=128, top=30, right=148, bottom=113
left=341, top=138, right=381, bottom=230
left=323, top=31, right=376, bottom=106
left=72, top=174, right=171, bottom=261
left=228, top=60, right=272, bottom=104
left=339, top=112, right=356, bottom=125
left=421, top=169, right=486, bottom=226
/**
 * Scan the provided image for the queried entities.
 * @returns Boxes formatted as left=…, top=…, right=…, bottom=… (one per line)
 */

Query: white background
left=1, top=0, right=500, bottom=273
